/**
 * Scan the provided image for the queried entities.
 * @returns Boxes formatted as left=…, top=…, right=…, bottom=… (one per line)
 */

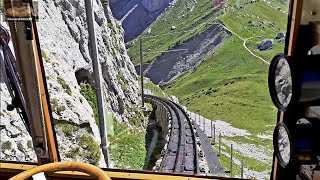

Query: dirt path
left=219, top=24, right=270, bottom=65
left=243, top=38, right=270, bottom=65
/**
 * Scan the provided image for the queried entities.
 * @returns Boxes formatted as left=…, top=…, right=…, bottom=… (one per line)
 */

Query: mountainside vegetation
left=127, top=0, right=288, bottom=177
left=164, top=0, right=287, bottom=134
left=163, top=0, right=287, bottom=177
left=128, top=0, right=222, bottom=64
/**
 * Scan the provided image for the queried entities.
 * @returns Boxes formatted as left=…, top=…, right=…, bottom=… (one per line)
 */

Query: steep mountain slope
left=162, top=0, right=288, bottom=178
left=123, top=0, right=288, bottom=178
left=0, top=0, right=143, bottom=168
left=128, top=0, right=222, bottom=65
left=109, top=0, right=173, bottom=42
left=140, top=24, right=230, bottom=84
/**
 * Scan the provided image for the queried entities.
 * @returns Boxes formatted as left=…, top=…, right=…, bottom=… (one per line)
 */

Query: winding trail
left=219, top=24, right=270, bottom=65
left=243, top=38, right=270, bottom=65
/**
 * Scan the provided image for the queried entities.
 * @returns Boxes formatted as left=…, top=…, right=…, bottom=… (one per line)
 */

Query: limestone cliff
left=109, top=0, right=173, bottom=42
left=0, top=0, right=140, bottom=166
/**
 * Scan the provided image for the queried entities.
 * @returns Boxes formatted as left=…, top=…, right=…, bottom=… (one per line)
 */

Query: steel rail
left=144, top=95, right=200, bottom=174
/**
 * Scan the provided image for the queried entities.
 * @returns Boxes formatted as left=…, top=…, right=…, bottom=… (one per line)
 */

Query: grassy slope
left=126, top=0, right=288, bottom=175
left=162, top=0, right=288, bottom=175
left=164, top=0, right=287, bottom=136
left=80, top=83, right=146, bottom=169
left=165, top=36, right=276, bottom=135
left=128, top=0, right=219, bottom=64
left=128, top=0, right=287, bottom=65
left=221, top=0, right=288, bottom=62
left=109, top=121, right=146, bottom=170
left=145, top=81, right=169, bottom=99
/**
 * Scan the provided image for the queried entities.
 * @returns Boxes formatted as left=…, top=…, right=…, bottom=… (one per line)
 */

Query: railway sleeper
left=172, top=129, right=179, bottom=135
left=163, top=156, right=176, bottom=170
left=185, top=137, right=193, bottom=144
left=185, top=144, right=195, bottom=153
left=173, top=123, right=179, bottom=129
left=168, top=143, right=178, bottom=152
left=171, top=135, right=179, bottom=143
left=184, top=157, right=195, bottom=171
left=185, top=129, right=192, bottom=136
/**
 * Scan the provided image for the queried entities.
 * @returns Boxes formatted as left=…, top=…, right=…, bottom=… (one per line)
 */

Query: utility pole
left=203, top=116, right=205, bottom=132
left=219, top=132, right=221, bottom=156
left=213, top=124, right=216, bottom=143
left=241, top=161, right=244, bottom=179
left=230, top=144, right=233, bottom=178
left=85, top=0, right=109, bottom=167
left=139, top=37, right=145, bottom=109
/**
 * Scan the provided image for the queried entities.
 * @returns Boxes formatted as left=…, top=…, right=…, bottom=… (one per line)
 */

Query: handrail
left=9, top=162, right=111, bottom=180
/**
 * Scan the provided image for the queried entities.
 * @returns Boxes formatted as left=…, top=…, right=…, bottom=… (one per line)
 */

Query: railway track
left=144, top=95, right=200, bottom=174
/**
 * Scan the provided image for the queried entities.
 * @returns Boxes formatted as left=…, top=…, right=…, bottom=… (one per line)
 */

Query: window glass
left=0, top=0, right=290, bottom=179
left=0, top=23, right=37, bottom=163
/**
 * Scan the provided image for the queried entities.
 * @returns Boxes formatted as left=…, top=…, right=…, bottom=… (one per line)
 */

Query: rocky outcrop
left=109, top=0, right=173, bottom=42
left=0, top=84, right=37, bottom=162
left=138, top=23, right=229, bottom=84
left=276, top=32, right=285, bottom=39
left=257, top=39, right=274, bottom=51
left=0, top=0, right=140, bottom=165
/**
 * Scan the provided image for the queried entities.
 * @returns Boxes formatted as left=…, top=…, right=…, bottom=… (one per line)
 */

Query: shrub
left=117, top=75, right=128, bottom=92
left=27, top=140, right=33, bottom=148
left=51, top=99, right=66, bottom=115
left=56, top=123, right=80, bottom=138
left=79, top=134, right=101, bottom=165
left=80, top=83, right=99, bottom=125
left=65, top=147, right=80, bottom=159
left=41, top=50, right=50, bottom=62
left=57, top=76, right=72, bottom=95
left=127, top=105, right=144, bottom=127
left=102, top=0, right=109, bottom=7
left=17, top=142, right=25, bottom=153
left=2, top=141, right=12, bottom=150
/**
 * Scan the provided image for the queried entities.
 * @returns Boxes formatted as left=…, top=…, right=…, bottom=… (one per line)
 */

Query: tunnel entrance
left=75, top=68, right=93, bottom=85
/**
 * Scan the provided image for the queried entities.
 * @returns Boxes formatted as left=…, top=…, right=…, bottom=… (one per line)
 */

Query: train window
left=0, top=24, right=37, bottom=163
left=0, top=0, right=292, bottom=179
left=117, top=0, right=289, bottom=178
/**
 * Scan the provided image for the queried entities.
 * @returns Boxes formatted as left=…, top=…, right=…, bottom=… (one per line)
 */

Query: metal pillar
left=139, top=37, right=145, bottom=109
left=230, top=144, right=233, bottom=178
left=203, top=116, right=205, bottom=132
left=213, top=124, right=216, bottom=143
left=219, top=133, right=221, bottom=156
left=85, top=0, right=109, bottom=167
left=241, top=161, right=244, bottom=178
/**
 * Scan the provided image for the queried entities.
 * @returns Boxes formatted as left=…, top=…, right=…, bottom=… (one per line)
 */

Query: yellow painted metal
left=8, top=20, right=59, bottom=164
left=8, top=162, right=111, bottom=180
left=287, top=0, right=304, bottom=56
left=31, top=22, right=59, bottom=163
left=0, top=162, right=236, bottom=180
left=300, top=0, right=320, bottom=25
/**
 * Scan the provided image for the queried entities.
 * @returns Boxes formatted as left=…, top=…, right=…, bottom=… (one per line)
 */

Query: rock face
left=0, top=0, right=140, bottom=165
left=257, top=39, right=274, bottom=51
left=138, top=23, right=229, bottom=84
left=109, top=0, right=173, bottom=42
left=0, top=84, right=37, bottom=162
